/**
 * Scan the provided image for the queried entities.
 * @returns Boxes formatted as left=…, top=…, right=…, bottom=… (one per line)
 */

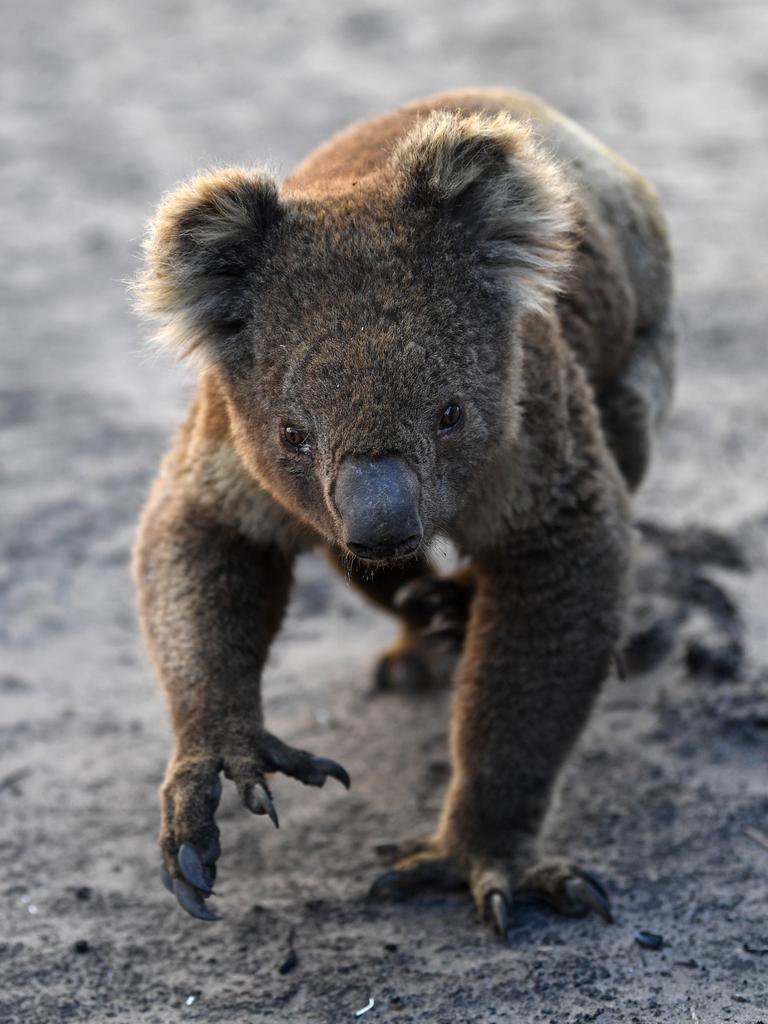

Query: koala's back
left=288, top=89, right=674, bottom=403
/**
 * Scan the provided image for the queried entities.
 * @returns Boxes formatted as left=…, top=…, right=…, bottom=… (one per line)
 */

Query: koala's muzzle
left=335, top=455, right=423, bottom=561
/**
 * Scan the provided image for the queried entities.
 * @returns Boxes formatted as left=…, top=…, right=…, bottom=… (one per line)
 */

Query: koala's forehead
left=263, top=209, right=451, bottom=324
left=253, top=199, right=503, bottom=374
left=241, top=194, right=514, bottom=424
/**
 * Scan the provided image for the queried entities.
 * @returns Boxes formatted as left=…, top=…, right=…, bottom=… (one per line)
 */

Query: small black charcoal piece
left=279, top=948, right=298, bottom=975
left=279, top=927, right=299, bottom=975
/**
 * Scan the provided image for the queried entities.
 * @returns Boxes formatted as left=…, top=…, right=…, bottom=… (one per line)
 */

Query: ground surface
left=2, top=1, right=768, bottom=1022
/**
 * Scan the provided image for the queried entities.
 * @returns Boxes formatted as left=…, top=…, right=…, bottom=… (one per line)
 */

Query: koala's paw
left=369, top=840, right=611, bottom=939
left=159, top=732, right=350, bottom=921
left=374, top=576, right=472, bottom=692
left=373, top=631, right=460, bottom=692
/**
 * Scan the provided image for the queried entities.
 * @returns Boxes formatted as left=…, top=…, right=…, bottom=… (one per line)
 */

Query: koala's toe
left=172, top=877, right=221, bottom=922
left=260, top=731, right=351, bottom=789
left=486, top=891, right=512, bottom=938
left=467, top=859, right=516, bottom=939
left=518, top=859, right=613, bottom=923
left=241, top=780, right=279, bottom=828
left=368, top=842, right=466, bottom=902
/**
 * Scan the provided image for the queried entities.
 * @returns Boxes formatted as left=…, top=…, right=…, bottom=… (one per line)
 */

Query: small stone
left=74, top=940, right=90, bottom=954
left=75, top=886, right=92, bottom=901
left=636, top=930, right=664, bottom=950
left=685, top=638, right=743, bottom=681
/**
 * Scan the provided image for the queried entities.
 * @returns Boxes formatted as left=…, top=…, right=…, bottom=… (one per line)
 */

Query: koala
left=133, top=88, right=675, bottom=936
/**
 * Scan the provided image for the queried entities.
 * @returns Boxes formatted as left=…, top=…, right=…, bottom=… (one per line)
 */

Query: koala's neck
left=452, top=313, right=624, bottom=556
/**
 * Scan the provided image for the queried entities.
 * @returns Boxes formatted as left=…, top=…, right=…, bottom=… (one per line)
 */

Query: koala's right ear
left=134, top=169, right=283, bottom=361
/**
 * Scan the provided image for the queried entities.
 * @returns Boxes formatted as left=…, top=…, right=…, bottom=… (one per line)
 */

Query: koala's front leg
left=372, top=496, right=629, bottom=935
left=135, top=499, right=349, bottom=921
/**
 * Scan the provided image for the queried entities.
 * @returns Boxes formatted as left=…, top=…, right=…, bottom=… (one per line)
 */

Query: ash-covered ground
left=2, top=1, right=768, bottom=1021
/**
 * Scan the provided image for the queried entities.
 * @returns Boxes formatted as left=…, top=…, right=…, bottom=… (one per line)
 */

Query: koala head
left=135, top=112, right=574, bottom=561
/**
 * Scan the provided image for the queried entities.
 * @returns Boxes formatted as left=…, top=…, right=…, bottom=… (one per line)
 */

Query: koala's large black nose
left=335, top=454, right=423, bottom=561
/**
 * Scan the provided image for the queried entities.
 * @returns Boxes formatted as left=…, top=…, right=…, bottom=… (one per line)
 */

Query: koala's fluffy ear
left=134, top=169, right=283, bottom=361
left=392, top=111, right=576, bottom=312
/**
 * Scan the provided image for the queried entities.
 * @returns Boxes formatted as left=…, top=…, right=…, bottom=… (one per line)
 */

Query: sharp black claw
left=564, top=875, right=613, bottom=924
left=179, top=842, right=214, bottom=895
left=173, top=878, right=221, bottom=921
left=369, top=869, right=413, bottom=902
left=311, top=756, right=351, bottom=789
left=246, top=782, right=279, bottom=828
left=487, top=890, right=510, bottom=938
left=161, top=863, right=174, bottom=893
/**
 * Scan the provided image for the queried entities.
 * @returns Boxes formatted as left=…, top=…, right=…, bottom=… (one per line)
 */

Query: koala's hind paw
left=369, top=841, right=611, bottom=939
left=374, top=576, right=471, bottom=692
left=393, top=576, right=472, bottom=632
left=159, top=732, right=350, bottom=921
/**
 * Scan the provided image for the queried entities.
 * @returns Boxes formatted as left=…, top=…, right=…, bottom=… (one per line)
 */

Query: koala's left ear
left=134, top=168, right=283, bottom=361
left=392, top=111, right=576, bottom=312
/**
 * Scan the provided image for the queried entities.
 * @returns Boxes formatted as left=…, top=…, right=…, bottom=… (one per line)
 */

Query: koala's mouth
left=344, top=533, right=423, bottom=563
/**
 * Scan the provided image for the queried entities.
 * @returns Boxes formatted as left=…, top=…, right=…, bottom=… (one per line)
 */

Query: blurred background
left=2, top=2, right=767, bottom=1022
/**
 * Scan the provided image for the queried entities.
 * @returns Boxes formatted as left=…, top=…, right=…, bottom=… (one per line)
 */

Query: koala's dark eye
left=283, top=425, right=310, bottom=451
left=437, top=402, right=462, bottom=434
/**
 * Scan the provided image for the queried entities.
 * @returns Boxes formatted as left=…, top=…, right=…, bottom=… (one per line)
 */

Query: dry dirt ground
left=2, top=1, right=768, bottom=1022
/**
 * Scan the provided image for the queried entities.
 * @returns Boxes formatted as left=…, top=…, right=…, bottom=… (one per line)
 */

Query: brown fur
left=132, top=88, right=675, bottom=927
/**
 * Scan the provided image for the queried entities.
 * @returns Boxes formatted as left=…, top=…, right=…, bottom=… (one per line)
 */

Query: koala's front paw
left=369, top=839, right=611, bottom=939
left=159, top=731, right=350, bottom=921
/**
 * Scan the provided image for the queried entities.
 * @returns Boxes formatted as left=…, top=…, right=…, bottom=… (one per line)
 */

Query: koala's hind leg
left=325, top=548, right=474, bottom=690
left=599, top=315, right=677, bottom=491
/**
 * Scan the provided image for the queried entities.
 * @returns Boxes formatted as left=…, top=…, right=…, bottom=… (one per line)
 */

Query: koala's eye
left=438, top=402, right=462, bottom=434
left=283, top=425, right=310, bottom=451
